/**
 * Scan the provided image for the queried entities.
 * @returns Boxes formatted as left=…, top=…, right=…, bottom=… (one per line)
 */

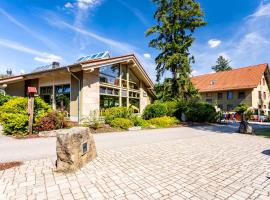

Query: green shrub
left=110, top=118, right=133, bottom=130
left=0, top=97, right=28, bottom=117
left=1, top=113, right=28, bottom=135
left=101, top=107, right=134, bottom=123
left=34, top=111, right=69, bottom=132
left=185, top=102, right=217, bottom=122
left=0, top=97, right=51, bottom=135
left=131, top=115, right=150, bottom=127
left=34, top=97, right=52, bottom=121
left=0, top=94, right=12, bottom=106
left=162, top=101, right=178, bottom=116
left=143, top=103, right=167, bottom=120
left=148, top=116, right=179, bottom=128
left=81, top=110, right=102, bottom=130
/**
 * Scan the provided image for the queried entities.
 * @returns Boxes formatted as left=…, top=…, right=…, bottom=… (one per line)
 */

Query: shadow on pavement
left=188, top=123, right=238, bottom=134
left=261, top=149, right=270, bottom=156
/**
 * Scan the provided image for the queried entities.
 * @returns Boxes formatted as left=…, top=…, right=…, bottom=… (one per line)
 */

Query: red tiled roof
left=191, top=64, right=268, bottom=92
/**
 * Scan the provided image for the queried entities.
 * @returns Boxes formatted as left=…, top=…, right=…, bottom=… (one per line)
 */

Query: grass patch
left=255, top=128, right=270, bottom=138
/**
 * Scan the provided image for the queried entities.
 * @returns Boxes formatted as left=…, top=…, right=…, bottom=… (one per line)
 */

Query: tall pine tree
left=211, top=56, right=232, bottom=72
left=146, top=0, right=206, bottom=100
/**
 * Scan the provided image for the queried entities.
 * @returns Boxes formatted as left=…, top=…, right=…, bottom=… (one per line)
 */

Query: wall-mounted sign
left=82, top=142, right=88, bottom=155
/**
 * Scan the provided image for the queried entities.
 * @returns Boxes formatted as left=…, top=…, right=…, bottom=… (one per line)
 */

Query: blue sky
left=0, top=0, right=269, bottom=82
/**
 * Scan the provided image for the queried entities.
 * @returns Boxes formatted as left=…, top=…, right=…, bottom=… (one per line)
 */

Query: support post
left=27, top=87, right=37, bottom=135
left=28, top=94, right=34, bottom=134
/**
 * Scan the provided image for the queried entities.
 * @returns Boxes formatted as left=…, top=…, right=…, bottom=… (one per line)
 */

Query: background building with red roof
left=191, top=64, right=270, bottom=116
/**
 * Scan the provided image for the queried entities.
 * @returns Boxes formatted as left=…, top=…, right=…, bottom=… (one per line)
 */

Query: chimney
left=52, top=62, right=60, bottom=69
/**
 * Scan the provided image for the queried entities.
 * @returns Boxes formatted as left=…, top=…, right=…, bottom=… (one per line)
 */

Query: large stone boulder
left=56, top=127, right=97, bottom=172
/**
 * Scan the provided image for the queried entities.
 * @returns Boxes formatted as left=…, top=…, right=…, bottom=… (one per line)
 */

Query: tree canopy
left=146, top=0, right=206, bottom=100
left=211, top=56, right=232, bottom=72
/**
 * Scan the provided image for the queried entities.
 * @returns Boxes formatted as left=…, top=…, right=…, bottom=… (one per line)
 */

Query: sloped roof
left=0, top=54, right=155, bottom=92
left=191, top=64, right=268, bottom=92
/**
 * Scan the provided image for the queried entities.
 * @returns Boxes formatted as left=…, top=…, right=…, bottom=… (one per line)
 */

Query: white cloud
left=143, top=53, right=151, bottom=59
left=77, top=0, right=101, bottom=10
left=251, top=2, right=270, bottom=17
left=0, top=8, right=57, bottom=50
left=34, top=54, right=62, bottom=63
left=0, top=38, right=62, bottom=63
left=208, top=39, right=221, bottom=48
left=20, top=69, right=25, bottom=74
left=64, top=2, right=74, bottom=8
left=191, top=70, right=197, bottom=76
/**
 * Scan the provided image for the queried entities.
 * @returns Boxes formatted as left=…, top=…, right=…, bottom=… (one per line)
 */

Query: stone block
left=56, top=127, right=97, bottom=172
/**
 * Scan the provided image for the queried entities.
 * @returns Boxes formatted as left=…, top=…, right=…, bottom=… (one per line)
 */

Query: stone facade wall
left=140, top=82, right=151, bottom=113
left=70, top=71, right=83, bottom=121
left=81, top=69, right=100, bottom=117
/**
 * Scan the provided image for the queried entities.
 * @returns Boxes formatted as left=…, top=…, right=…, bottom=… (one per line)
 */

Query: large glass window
left=227, top=91, right=233, bottom=100
left=55, top=84, right=70, bottom=114
left=129, top=98, right=140, bottom=113
left=100, top=95, right=119, bottom=109
left=99, top=64, right=142, bottom=111
left=99, top=64, right=120, bottom=86
left=217, top=93, right=223, bottom=100
left=40, top=86, right=53, bottom=104
left=100, top=87, right=119, bottom=96
left=238, top=91, right=245, bottom=99
left=129, top=70, right=140, bottom=90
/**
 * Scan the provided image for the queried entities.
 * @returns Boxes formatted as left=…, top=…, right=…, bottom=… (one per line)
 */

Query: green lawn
left=255, top=128, right=270, bottom=138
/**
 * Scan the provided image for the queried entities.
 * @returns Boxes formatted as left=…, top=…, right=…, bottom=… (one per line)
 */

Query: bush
left=0, top=94, right=12, bottom=106
left=0, top=113, right=28, bottom=135
left=34, top=97, right=52, bottom=121
left=0, top=97, right=51, bottom=135
left=162, top=101, right=178, bottom=116
left=110, top=118, right=133, bottom=130
left=143, top=103, right=167, bottom=120
left=101, top=107, right=134, bottom=123
left=34, top=111, right=69, bottom=132
left=184, top=102, right=217, bottom=122
left=81, top=110, right=102, bottom=130
left=131, top=115, right=150, bottom=127
left=148, top=116, right=179, bottom=128
left=0, top=97, right=28, bottom=117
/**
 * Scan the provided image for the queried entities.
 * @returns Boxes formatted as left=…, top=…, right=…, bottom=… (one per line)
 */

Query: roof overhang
left=0, top=76, right=24, bottom=84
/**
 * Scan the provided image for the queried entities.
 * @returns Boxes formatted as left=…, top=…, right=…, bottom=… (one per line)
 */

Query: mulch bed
left=0, top=161, right=23, bottom=171
left=90, top=127, right=123, bottom=134
left=12, top=134, right=42, bottom=139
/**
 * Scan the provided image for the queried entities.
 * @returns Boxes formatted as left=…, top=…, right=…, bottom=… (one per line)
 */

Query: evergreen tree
left=211, top=56, right=232, bottom=72
left=146, top=0, right=206, bottom=100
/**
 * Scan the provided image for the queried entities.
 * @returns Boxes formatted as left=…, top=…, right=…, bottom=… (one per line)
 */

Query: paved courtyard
left=0, top=125, right=270, bottom=200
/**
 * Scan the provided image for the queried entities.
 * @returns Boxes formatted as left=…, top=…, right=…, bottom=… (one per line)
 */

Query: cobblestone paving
left=0, top=132, right=270, bottom=200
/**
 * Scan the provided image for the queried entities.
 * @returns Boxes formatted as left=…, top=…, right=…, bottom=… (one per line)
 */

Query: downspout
left=67, top=67, right=81, bottom=122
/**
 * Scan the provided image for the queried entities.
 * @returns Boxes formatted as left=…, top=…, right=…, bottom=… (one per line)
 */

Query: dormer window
left=210, top=80, right=216, bottom=85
